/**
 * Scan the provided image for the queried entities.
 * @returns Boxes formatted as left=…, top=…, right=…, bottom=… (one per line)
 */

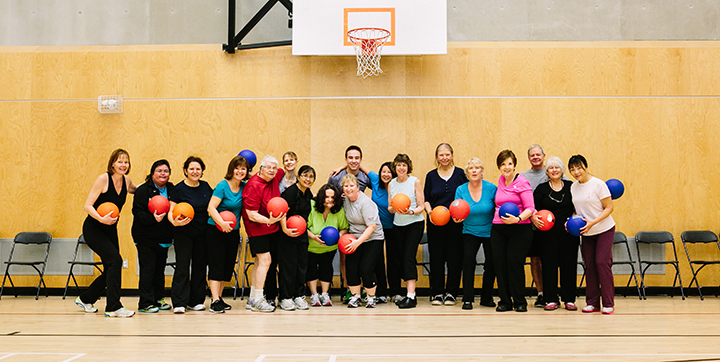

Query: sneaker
left=582, top=305, right=598, bottom=313
left=544, top=302, right=559, bottom=311
left=320, top=293, right=333, bottom=307
left=139, top=305, right=159, bottom=313
left=209, top=300, right=225, bottom=314
left=443, top=293, right=457, bottom=306
left=534, top=294, right=545, bottom=308
left=173, top=307, right=186, bottom=314
left=347, top=294, right=362, bottom=308
left=462, top=302, right=473, bottom=310
left=280, top=298, right=297, bottom=311
left=74, top=297, right=98, bottom=313
left=219, top=297, right=232, bottom=311
left=267, top=299, right=276, bottom=308
left=245, top=299, right=256, bottom=310
left=361, top=289, right=367, bottom=299
left=377, top=296, right=388, bottom=304
left=251, top=299, right=276, bottom=313
left=397, top=296, right=417, bottom=309
left=366, top=296, right=376, bottom=308
left=431, top=294, right=444, bottom=306
left=157, top=298, right=171, bottom=310
left=105, top=307, right=135, bottom=318
left=342, top=289, right=352, bottom=304
left=565, top=302, right=578, bottom=311
left=310, top=294, right=321, bottom=307
left=391, top=294, right=404, bottom=304
left=189, top=303, right=206, bottom=311
left=294, top=296, right=309, bottom=310
left=479, top=299, right=496, bottom=307
left=602, top=307, right=614, bottom=315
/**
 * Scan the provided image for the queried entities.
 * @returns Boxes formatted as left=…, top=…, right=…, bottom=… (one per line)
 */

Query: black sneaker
left=462, top=302, right=473, bottom=310
left=431, top=294, right=444, bottom=306
left=397, top=296, right=417, bottom=309
left=534, top=294, right=545, bottom=308
left=219, top=297, right=232, bottom=311
left=479, top=300, right=497, bottom=307
left=443, top=293, right=457, bottom=306
left=209, top=300, right=225, bottom=314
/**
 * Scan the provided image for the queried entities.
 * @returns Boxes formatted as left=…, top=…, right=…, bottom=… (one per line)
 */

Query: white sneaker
left=391, top=294, right=404, bottom=304
left=347, top=294, right=362, bottom=308
left=251, top=299, right=276, bottom=313
left=320, top=293, right=333, bottom=306
left=173, top=307, right=186, bottom=314
left=310, top=294, right=321, bottom=307
left=602, top=307, right=614, bottom=315
left=189, top=303, right=206, bottom=311
left=294, top=296, right=309, bottom=310
left=280, top=298, right=297, bottom=311
left=105, top=307, right=135, bottom=318
left=75, top=297, right=98, bottom=313
left=245, top=299, right=256, bottom=310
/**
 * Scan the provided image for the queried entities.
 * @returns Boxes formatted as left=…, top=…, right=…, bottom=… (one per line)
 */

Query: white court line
left=254, top=355, right=266, bottom=362
left=0, top=353, right=85, bottom=361
left=0, top=354, right=16, bottom=360
left=328, top=355, right=337, bottom=362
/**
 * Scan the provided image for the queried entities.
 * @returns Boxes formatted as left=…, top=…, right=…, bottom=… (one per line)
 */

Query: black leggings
left=384, top=228, right=404, bottom=296
left=306, top=250, right=336, bottom=283
left=345, top=239, right=383, bottom=289
left=491, top=223, right=533, bottom=309
left=135, top=242, right=169, bottom=309
left=171, top=229, right=208, bottom=308
left=205, top=227, right=239, bottom=282
left=540, top=230, right=580, bottom=304
left=80, top=219, right=123, bottom=312
left=394, top=220, right=425, bottom=281
left=278, top=237, right=309, bottom=300
left=427, top=221, right=464, bottom=296
left=462, top=234, right=495, bottom=303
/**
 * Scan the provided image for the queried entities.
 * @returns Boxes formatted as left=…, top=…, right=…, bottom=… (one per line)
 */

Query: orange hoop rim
left=347, top=27, right=391, bottom=43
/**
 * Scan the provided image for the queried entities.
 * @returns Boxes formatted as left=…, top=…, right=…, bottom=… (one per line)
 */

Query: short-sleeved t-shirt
left=241, top=168, right=285, bottom=237
left=329, top=169, right=370, bottom=192
left=208, top=179, right=243, bottom=231
left=169, top=180, right=213, bottom=235
left=368, top=171, right=393, bottom=229
left=344, top=192, right=384, bottom=241
left=307, top=200, right=349, bottom=254
left=570, top=176, right=615, bottom=236
left=455, top=180, right=497, bottom=237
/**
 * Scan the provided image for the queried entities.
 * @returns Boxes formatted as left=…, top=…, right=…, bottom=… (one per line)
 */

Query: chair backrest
left=613, top=231, right=628, bottom=244
left=78, top=235, right=87, bottom=244
left=14, top=232, right=52, bottom=245
left=635, top=231, right=674, bottom=245
left=681, top=230, right=718, bottom=244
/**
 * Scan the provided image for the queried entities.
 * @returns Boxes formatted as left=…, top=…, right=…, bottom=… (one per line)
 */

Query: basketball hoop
left=347, top=28, right=391, bottom=78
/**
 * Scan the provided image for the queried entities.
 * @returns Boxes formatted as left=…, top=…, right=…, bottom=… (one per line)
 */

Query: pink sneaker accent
left=565, top=302, right=578, bottom=311
left=544, top=302, right=559, bottom=311
left=582, top=305, right=599, bottom=313
left=602, top=307, right=614, bottom=315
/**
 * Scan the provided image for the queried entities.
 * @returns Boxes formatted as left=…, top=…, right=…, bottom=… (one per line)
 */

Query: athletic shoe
left=157, top=298, right=171, bottom=310
left=189, top=303, right=206, bottom=311
left=105, top=307, right=135, bottom=318
left=280, top=298, right=297, bottom=311
left=294, top=296, right=309, bottom=310
left=397, top=296, right=417, bottom=309
left=462, top=302, right=473, bottom=310
left=173, top=307, right=186, bottom=314
left=444, top=293, right=457, bottom=306
left=431, top=294, right=444, bottom=306
left=209, top=300, right=225, bottom=314
left=139, top=305, right=159, bottom=313
left=310, top=294, right=321, bottom=307
left=377, top=296, right=388, bottom=304
left=245, top=299, right=255, bottom=310
left=534, top=294, right=545, bottom=308
left=391, top=294, right=404, bottom=304
left=267, top=299, right=276, bottom=308
left=342, top=289, right=352, bottom=304
left=479, top=300, right=496, bottom=307
left=320, top=293, right=333, bottom=306
left=366, top=296, right=376, bottom=308
left=252, top=299, right=276, bottom=313
left=74, top=297, right=98, bottom=313
left=347, top=294, right=362, bottom=308
left=565, top=302, right=578, bottom=311
left=582, top=305, right=598, bottom=313
left=361, top=289, right=367, bottom=299
left=219, top=297, right=232, bottom=310
left=602, top=307, right=614, bottom=315
left=544, top=302, right=559, bottom=311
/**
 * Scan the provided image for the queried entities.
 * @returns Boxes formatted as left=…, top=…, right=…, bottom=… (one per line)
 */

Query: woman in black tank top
left=75, top=149, right=137, bottom=318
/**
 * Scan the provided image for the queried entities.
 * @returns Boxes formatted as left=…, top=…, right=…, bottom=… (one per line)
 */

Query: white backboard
left=292, top=0, right=447, bottom=55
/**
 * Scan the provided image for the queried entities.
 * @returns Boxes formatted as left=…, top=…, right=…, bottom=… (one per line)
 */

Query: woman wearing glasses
left=531, top=156, right=579, bottom=311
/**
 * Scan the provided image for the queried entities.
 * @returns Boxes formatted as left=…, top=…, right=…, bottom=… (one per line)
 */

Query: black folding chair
left=1, top=232, right=52, bottom=300
left=63, top=235, right=103, bottom=299
left=635, top=231, right=685, bottom=300
left=236, top=236, right=253, bottom=300
left=681, top=230, right=720, bottom=300
left=612, top=232, right=642, bottom=299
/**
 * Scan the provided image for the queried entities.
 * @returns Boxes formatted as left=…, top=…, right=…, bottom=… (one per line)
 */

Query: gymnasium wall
left=1, top=42, right=719, bottom=290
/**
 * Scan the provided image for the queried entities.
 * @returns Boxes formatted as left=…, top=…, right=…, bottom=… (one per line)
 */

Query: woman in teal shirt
left=206, top=155, right=249, bottom=313
left=306, top=183, right=348, bottom=307
left=454, top=157, right=498, bottom=310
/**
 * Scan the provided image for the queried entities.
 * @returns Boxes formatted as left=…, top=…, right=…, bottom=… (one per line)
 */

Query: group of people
left=74, top=144, right=617, bottom=317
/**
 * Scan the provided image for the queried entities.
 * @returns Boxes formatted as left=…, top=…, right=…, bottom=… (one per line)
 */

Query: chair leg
left=63, top=266, right=75, bottom=300
left=639, top=264, right=650, bottom=300
left=629, top=267, right=642, bottom=300
left=689, top=271, right=703, bottom=301
left=675, top=264, right=685, bottom=300
left=0, top=268, right=8, bottom=300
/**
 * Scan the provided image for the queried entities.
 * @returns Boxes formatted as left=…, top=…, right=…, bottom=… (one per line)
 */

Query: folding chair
left=1, top=232, right=52, bottom=300
left=612, top=231, right=642, bottom=299
left=63, top=235, right=103, bottom=299
left=237, top=236, right=253, bottom=300
left=416, top=232, right=431, bottom=277
left=635, top=231, right=685, bottom=300
left=681, top=230, right=720, bottom=300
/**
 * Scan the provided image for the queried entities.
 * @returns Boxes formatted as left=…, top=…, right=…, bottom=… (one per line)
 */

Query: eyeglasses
left=299, top=174, right=315, bottom=180
left=263, top=166, right=278, bottom=171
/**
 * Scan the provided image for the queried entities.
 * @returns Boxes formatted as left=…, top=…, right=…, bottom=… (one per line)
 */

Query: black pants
left=540, top=230, right=580, bottom=304
left=384, top=228, right=404, bottom=296
left=346, top=239, right=383, bottom=289
left=264, top=232, right=280, bottom=301
left=136, top=242, right=169, bottom=309
left=374, top=238, right=388, bottom=296
left=491, top=224, right=532, bottom=309
left=428, top=221, right=464, bottom=296
left=171, top=230, right=208, bottom=308
left=80, top=219, right=123, bottom=312
left=395, top=220, right=425, bottom=281
left=306, top=250, right=336, bottom=283
left=462, top=234, right=495, bottom=303
left=278, top=237, right=309, bottom=300
left=205, top=227, right=240, bottom=282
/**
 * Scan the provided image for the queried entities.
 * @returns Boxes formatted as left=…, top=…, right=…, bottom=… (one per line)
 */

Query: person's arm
left=423, top=172, right=433, bottom=216
left=410, top=178, right=425, bottom=216
left=279, top=215, right=299, bottom=237
left=531, top=187, right=545, bottom=228
left=132, top=184, right=163, bottom=225
left=580, top=197, right=614, bottom=235
left=208, top=195, right=233, bottom=233
left=246, top=209, right=283, bottom=225
left=168, top=201, right=192, bottom=227
left=125, top=175, right=137, bottom=194
left=84, top=174, right=117, bottom=225
left=344, top=223, right=376, bottom=254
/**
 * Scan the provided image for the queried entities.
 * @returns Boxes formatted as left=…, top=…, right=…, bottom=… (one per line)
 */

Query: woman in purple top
left=490, top=149, right=535, bottom=312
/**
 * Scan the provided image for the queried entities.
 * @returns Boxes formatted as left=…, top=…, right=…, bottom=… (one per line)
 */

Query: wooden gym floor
left=0, top=295, right=719, bottom=361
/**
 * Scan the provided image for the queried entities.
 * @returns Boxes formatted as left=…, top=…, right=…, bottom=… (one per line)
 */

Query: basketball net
left=347, top=28, right=391, bottom=79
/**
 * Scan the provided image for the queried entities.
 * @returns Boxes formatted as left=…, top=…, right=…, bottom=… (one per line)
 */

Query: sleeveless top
left=390, top=175, right=424, bottom=226
left=87, top=172, right=128, bottom=226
